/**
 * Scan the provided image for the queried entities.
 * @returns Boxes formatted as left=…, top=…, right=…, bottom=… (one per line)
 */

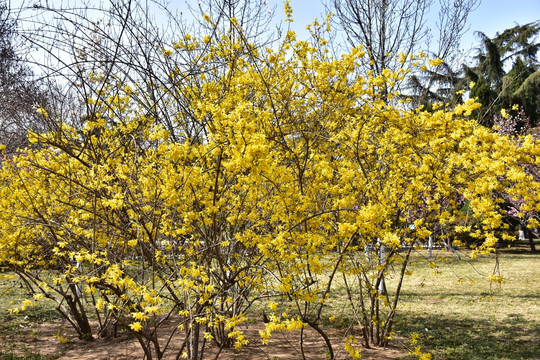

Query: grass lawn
left=0, top=242, right=538, bottom=359
left=392, top=244, right=540, bottom=360
left=0, top=272, right=62, bottom=359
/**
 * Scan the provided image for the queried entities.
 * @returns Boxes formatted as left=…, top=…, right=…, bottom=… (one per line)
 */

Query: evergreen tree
left=467, top=21, right=540, bottom=126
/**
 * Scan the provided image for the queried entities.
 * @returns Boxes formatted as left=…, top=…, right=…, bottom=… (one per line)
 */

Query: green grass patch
left=0, top=272, right=61, bottom=358
left=393, top=246, right=540, bottom=359
left=0, top=351, right=56, bottom=360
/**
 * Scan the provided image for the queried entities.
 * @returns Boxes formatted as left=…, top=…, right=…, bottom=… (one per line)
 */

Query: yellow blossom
left=428, top=58, right=444, bottom=66
left=129, top=322, right=143, bottom=332
left=36, top=107, right=49, bottom=117
left=132, top=312, right=149, bottom=321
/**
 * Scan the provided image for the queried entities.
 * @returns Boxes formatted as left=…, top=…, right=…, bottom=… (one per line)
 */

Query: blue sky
left=462, top=0, right=540, bottom=48
left=284, top=0, right=540, bottom=51
left=9, top=0, right=540, bottom=58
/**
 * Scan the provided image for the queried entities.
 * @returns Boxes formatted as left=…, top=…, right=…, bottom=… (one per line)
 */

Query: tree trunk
left=378, top=244, right=387, bottom=295
left=527, top=227, right=537, bottom=253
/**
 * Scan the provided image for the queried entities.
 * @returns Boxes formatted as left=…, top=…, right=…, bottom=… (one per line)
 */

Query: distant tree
left=494, top=109, right=539, bottom=253
left=466, top=21, right=540, bottom=126
left=0, top=1, right=50, bottom=152
left=408, top=60, right=467, bottom=110
left=326, top=0, right=480, bottom=102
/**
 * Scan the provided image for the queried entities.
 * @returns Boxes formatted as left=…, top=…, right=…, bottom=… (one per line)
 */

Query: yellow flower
left=36, top=107, right=49, bottom=117
left=129, top=322, right=143, bottom=332
left=132, top=312, right=149, bottom=321
left=344, top=336, right=362, bottom=359
left=95, top=298, right=105, bottom=311
left=144, top=305, right=159, bottom=314
left=488, top=274, right=504, bottom=283
left=428, top=58, right=444, bottom=66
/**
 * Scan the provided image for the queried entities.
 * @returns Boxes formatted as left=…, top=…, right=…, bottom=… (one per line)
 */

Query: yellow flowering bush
left=1, top=6, right=539, bottom=360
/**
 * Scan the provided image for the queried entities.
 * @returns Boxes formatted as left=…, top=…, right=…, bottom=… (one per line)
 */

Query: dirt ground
left=11, top=320, right=409, bottom=359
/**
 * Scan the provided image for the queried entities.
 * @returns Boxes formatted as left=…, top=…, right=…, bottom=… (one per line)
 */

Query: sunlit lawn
left=392, top=243, right=540, bottom=359
left=248, top=241, right=540, bottom=359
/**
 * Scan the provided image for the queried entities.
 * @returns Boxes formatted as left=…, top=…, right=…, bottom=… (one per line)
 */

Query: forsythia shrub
left=1, top=10, right=539, bottom=360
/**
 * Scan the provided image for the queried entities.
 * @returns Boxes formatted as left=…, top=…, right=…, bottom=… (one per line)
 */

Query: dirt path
left=12, top=320, right=409, bottom=359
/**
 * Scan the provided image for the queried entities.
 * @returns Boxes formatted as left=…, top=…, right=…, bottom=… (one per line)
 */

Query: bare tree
left=0, top=1, right=51, bottom=152
left=14, top=0, right=277, bottom=145
left=326, top=0, right=480, bottom=104
left=328, top=0, right=428, bottom=74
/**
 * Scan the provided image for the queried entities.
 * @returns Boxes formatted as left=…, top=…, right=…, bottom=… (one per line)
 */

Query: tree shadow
left=394, top=313, right=540, bottom=359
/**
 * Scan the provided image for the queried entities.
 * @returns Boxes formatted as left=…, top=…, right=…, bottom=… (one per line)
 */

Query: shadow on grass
left=499, top=247, right=538, bottom=255
left=400, top=291, right=540, bottom=300
left=499, top=241, right=540, bottom=254
left=394, top=313, right=540, bottom=360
